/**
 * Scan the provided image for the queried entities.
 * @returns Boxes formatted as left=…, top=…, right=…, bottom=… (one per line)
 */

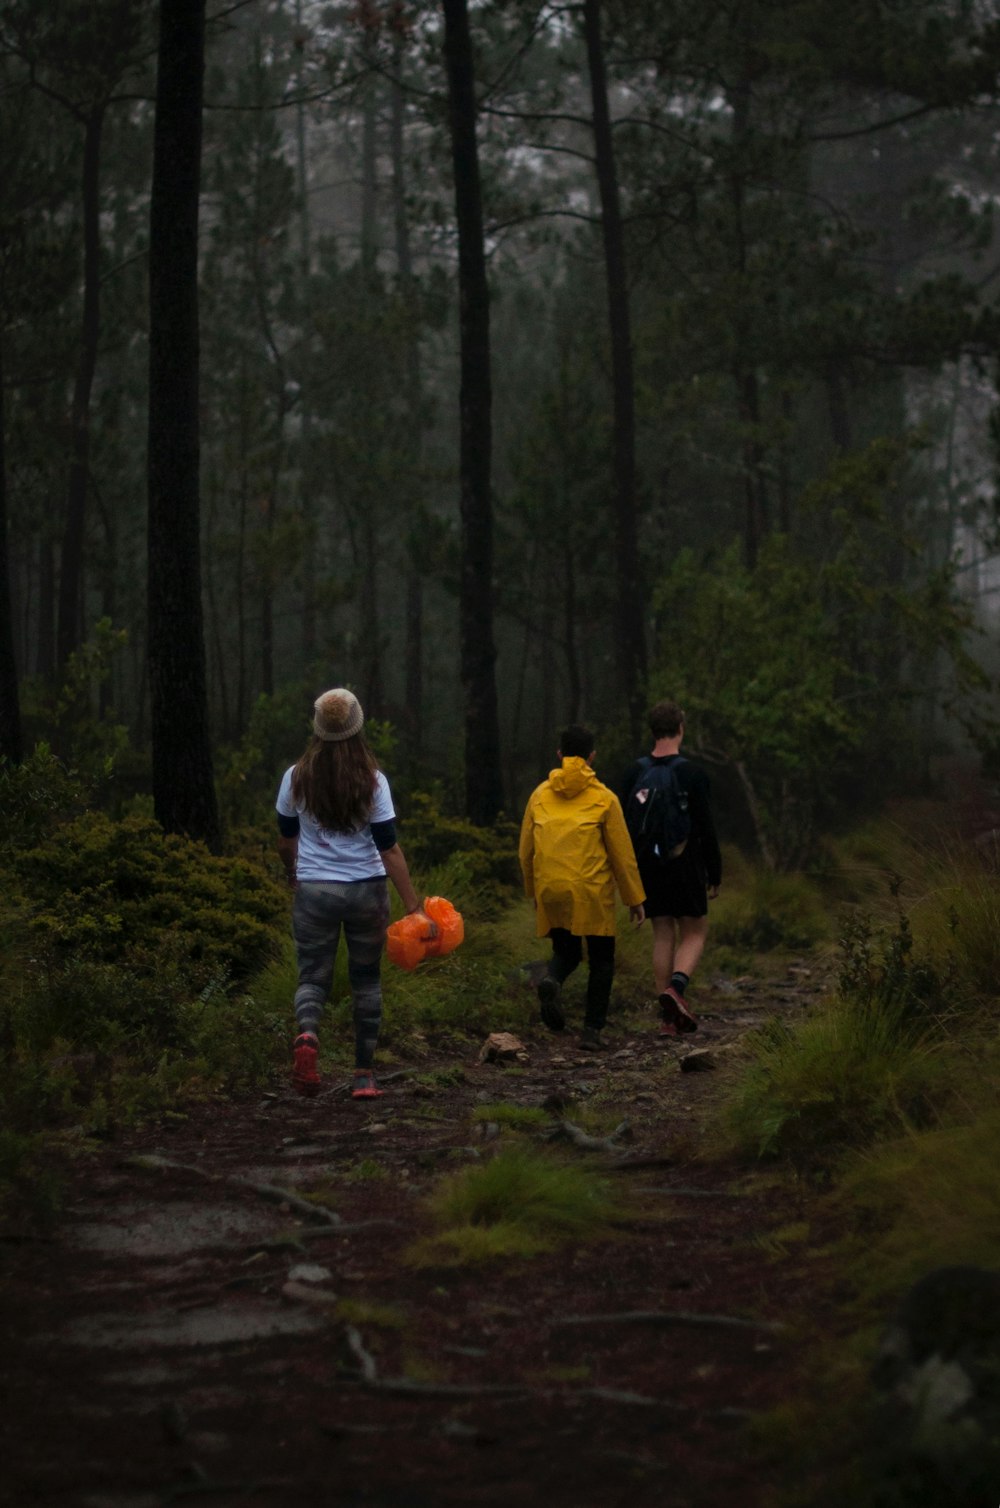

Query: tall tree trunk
left=57, top=103, right=105, bottom=669
left=826, top=363, right=852, bottom=452
left=360, top=501, right=383, bottom=715
left=37, top=536, right=55, bottom=679
left=441, top=0, right=503, bottom=825
left=391, top=32, right=425, bottom=760
left=736, top=366, right=768, bottom=565
left=361, top=47, right=378, bottom=280
left=563, top=543, right=582, bottom=724
left=0, top=328, right=22, bottom=762
left=294, top=0, right=317, bottom=662
left=582, top=0, right=645, bottom=740
left=727, top=52, right=769, bottom=569
left=146, top=0, right=220, bottom=849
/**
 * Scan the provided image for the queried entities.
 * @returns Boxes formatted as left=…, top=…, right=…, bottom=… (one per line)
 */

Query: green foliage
left=711, top=867, right=831, bottom=952
left=397, top=792, right=521, bottom=914
left=406, top=1145, right=623, bottom=1267
left=0, top=745, right=90, bottom=857
left=13, top=810, right=287, bottom=987
left=471, top=1103, right=549, bottom=1128
left=19, top=620, right=132, bottom=786
left=717, top=899, right=957, bottom=1169
left=838, top=1107, right=1000, bottom=1304
left=718, top=1000, right=949, bottom=1172
left=651, top=448, right=991, bottom=868
left=908, top=860, right=1000, bottom=1006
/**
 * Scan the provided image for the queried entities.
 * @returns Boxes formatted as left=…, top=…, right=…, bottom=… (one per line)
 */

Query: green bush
left=718, top=1001, right=950, bottom=1170
left=0, top=746, right=90, bottom=858
left=908, top=860, right=1000, bottom=1007
left=13, top=810, right=287, bottom=988
left=397, top=792, right=520, bottom=914
left=711, top=866, right=831, bottom=952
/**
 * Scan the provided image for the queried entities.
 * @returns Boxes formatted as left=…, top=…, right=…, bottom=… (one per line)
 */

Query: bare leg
left=651, top=916, right=677, bottom=995
left=674, top=915, right=709, bottom=979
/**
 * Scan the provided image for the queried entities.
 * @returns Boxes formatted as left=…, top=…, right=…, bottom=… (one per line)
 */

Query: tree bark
left=441, top=0, right=503, bottom=824
left=0, top=327, right=22, bottom=762
left=582, top=0, right=646, bottom=740
left=294, top=0, right=317, bottom=662
left=57, top=103, right=105, bottom=669
left=392, top=32, right=425, bottom=761
left=727, top=47, right=769, bottom=569
left=146, top=0, right=220, bottom=849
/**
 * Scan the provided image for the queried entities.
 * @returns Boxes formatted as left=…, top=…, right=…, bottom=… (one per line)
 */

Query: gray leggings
left=292, top=878, right=390, bottom=1069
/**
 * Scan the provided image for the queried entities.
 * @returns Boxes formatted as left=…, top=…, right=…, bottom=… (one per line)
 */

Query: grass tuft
left=715, top=999, right=950, bottom=1170
left=405, top=1145, right=623, bottom=1267
left=471, top=1103, right=549, bottom=1128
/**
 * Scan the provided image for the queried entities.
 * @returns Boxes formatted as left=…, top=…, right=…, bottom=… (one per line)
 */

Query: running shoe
left=351, top=1070, right=385, bottom=1100
left=292, top=1032, right=321, bottom=1096
left=579, top=1027, right=605, bottom=1051
left=537, top=976, right=565, bottom=1032
left=659, top=986, right=698, bottom=1035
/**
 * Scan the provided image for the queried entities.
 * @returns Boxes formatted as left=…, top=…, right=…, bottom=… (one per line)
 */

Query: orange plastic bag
left=423, top=895, right=464, bottom=957
left=386, top=896, right=464, bottom=970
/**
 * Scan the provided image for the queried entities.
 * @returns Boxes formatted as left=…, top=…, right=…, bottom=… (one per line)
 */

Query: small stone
left=366, top=1122, right=388, bottom=1135
left=477, top=1032, right=527, bottom=1064
left=288, top=1263, right=332, bottom=1284
left=680, top=1049, right=717, bottom=1073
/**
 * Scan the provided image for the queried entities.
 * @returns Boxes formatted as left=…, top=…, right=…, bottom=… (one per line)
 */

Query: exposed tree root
left=123, top=1153, right=342, bottom=1226
left=552, top=1309, right=785, bottom=1333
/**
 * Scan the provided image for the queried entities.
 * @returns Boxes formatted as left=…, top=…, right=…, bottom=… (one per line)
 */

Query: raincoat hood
left=518, top=759, right=644, bottom=938
left=548, top=756, right=596, bottom=799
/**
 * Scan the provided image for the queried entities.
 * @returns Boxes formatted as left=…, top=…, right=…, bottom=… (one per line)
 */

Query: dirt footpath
left=0, top=972, right=830, bottom=1508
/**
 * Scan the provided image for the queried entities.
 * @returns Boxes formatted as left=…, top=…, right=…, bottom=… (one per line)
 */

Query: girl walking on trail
left=275, top=688, right=432, bottom=1100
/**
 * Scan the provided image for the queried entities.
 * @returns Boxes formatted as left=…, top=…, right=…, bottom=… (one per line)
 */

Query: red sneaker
left=352, top=1070, right=385, bottom=1100
left=292, top=1033, right=320, bottom=1096
left=659, top=987, right=698, bottom=1035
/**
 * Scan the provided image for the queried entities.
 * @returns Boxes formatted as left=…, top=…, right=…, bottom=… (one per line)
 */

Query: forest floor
left=0, top=960, right=841, bottom=1508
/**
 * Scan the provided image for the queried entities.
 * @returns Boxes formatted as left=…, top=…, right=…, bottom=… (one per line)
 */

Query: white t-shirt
left=276, top=766, right=395, bottom=883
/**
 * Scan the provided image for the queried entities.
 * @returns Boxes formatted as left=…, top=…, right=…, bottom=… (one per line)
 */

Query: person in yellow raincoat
left=519, top=724, right=645, bottom=1050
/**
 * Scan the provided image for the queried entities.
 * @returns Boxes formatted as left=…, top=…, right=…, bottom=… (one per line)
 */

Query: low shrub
left=836, top=1100, right=1000, bottom=1303
left=718, top=1001, right=950, bottom=1170
left=396, top=792, right=521, bottom=915
left=711, top=866, right=831, bottom=953
left=13, top=810, right=287, bottom=988
left=908, top=859, right=1000, bottom=1007
left=0, top=746, right=90, bottom=858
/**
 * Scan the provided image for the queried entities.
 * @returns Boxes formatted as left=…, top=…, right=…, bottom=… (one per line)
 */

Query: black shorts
left=639, top=850, right=708, bottom=919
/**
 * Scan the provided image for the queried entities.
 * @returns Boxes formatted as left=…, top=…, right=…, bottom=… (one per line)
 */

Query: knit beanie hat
left=313, top=688, right=364, bottom=742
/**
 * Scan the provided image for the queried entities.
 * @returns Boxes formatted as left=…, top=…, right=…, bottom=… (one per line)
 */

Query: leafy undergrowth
left=704, top=815, right=1000, bottom=1508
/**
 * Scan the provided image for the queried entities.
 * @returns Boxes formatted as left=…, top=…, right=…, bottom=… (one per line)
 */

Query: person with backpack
left=620, top=700, right=721, bottom=1037
left=519, top=724, right=645, bottom=1051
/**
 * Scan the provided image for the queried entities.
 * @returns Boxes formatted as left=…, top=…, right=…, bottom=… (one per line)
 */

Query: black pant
left=547, top=928, right=616, bottom=1030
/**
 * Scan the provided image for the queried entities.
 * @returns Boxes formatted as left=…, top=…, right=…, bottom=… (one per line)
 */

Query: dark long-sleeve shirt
left=619, top=754, right=722, bottom=889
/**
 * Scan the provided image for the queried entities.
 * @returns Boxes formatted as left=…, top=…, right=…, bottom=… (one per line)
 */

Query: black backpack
left=624, top=756, right=691, bottom=863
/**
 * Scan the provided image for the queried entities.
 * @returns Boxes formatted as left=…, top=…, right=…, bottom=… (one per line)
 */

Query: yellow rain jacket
left=519, top=757, right=644, bottom=938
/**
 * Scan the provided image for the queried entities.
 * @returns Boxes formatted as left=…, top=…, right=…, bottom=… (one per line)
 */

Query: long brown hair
left=291, top=734, right=379, bottom=831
